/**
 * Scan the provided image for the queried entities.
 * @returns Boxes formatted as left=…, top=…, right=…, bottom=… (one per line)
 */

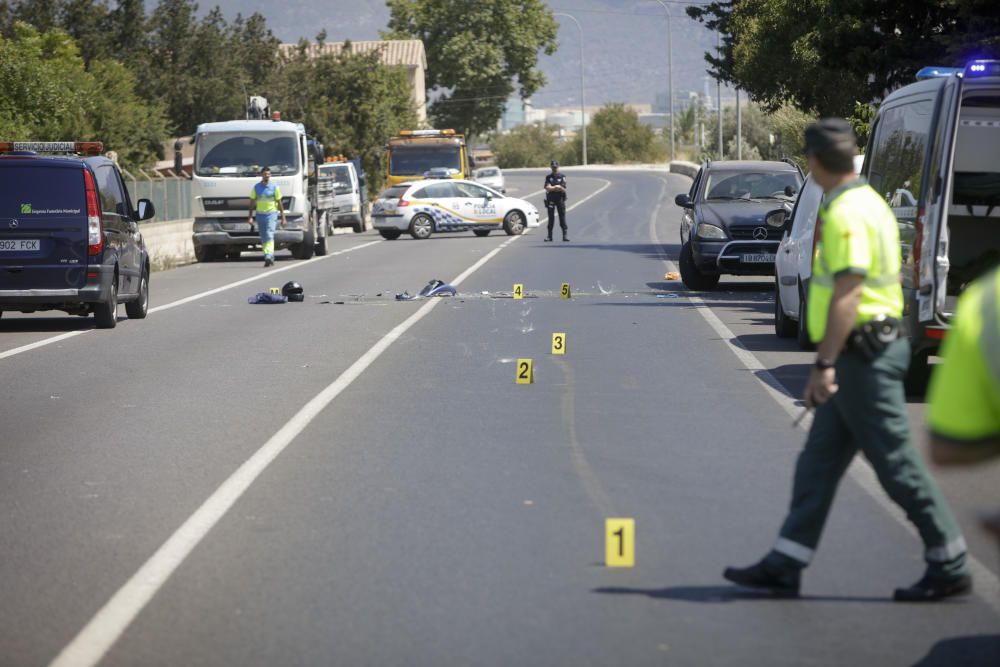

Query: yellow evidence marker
left=269, top=287, right=280, bottom=295
left=516, top=358, right=534, bottom=384
left=561, top=282, right=572, bottom=299
left=605, top=518, right=635, bottom=567
left=552, top=332, right=566, bottom=355
left=513, top=283, right=524, bottom=299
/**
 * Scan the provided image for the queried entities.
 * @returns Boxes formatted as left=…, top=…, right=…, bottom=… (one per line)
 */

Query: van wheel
left=679, top=242, right=720, bottom=291
left=379, top=229, right=402, bottom=240
left=774, top=281, right=796, bottom=338
left=94, top=276, right=118, bottom=329
left=473, top=229, right=491, bottom=237
left=905, top=349, right=933, bottom=398
left=125, top=268, right=149, bottom=319
left=503, top=210, right=525, bottom=235
left=409, top=214, right=434, bottom=239
left=797, top=284, right=815, bottom=350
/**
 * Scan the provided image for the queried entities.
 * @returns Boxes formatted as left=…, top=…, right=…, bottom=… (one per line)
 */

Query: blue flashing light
left=965, top=60, right=1000, bottom=78
left=916, top=66, right=963, bottom=80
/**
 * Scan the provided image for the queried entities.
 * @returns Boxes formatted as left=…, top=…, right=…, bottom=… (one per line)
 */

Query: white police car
left=372, top=179, right=540, bottom=240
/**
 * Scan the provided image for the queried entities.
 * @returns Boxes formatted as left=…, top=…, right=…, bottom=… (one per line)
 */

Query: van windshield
left=0, top=167, right=84, bottom=218
left=195, top=132, right=300, bottom=177
left=321, top=164, right=353, bottom=191
left=390, top=145, right=462, bottom=175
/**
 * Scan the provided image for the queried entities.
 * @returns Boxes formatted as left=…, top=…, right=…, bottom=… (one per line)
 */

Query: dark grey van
left=862, top=60, right=1000, bottom=391
left=0, top=142, right=155, bottom=328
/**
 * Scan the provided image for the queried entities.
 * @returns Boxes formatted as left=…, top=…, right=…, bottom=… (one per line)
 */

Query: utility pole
left=716, top=30, right=723, bottom=160
left=554, top=13, right=587, bottom=165
left=736, top=88, right=742, bottom=160
left=654, top=0, right=674, bottom=162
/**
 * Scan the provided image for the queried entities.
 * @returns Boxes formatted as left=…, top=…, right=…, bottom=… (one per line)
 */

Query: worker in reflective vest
left=249, top=167, right=287, bottom=267
left=724, top=118, right=970, bottom=602
left=929, top=267, right=1000, bottom=545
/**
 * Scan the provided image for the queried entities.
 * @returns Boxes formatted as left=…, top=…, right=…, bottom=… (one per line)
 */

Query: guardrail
left=121, top=169, right=192, bottom=223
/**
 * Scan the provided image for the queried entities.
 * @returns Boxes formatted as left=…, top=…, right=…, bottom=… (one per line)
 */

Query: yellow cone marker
left=516, top=358, right=534, bottom=384
left=605, top=518, right=635, bottom=567
left=513, top=283, right=524, bottom=299
left=552, top=332, right=566, bottom=355
left=561, top=282, right=572, bottom=299
left=269, top=287, right=280, bottom=295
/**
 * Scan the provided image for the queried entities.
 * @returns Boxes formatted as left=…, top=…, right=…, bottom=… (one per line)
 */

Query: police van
left=862, top=59, right=1000, bottom=391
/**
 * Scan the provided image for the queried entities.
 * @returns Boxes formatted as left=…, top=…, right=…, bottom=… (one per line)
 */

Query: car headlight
left=193, top=221, right=216, bottom=232
left=696, top=223, right=727, bottom=240
left=766, top=211, right=788, bottom=228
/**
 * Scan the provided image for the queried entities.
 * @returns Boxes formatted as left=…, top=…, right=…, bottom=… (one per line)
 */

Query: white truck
left=191, top=99, right=334, bottom=261
left=316, top=159, right=367, bottom=234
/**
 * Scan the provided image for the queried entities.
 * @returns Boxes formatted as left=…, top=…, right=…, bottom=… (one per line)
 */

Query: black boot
left=562, top=233, right=570, bottom=242
left=893, top=573, right=972, bottom=602
left=723, top=560, right=801, bottom=597
left=544, top=236, right=552, bottom=242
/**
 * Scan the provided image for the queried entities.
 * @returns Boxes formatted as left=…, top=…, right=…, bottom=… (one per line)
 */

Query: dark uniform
left=724, top=118, right=970, bottom=602
left=544, top=162, right=568, bottom=241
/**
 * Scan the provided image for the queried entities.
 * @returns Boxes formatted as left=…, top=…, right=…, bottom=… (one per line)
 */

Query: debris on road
left=396, top=279, right=458, bottom=301
left=248, top=292, right=287, bottom=304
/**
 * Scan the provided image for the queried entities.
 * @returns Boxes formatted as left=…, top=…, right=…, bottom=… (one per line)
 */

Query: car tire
left=94, top=274, right=118, bottom=329
left=352, top=215, right=365, bottom=233
left=679, top=242, right=720, bottom=291
left=379, top=229, right=402, bottom=240
left=473, top=229, right=491, bottom=237
left=905, top=349, right=933, bottom=398
left=503, top=210, right=525, bottom=236
left=194, top=245, right=218, bottom=263
left=125, top=267, right=149, bottom=319
left=774, top=280, right=796, bottom=338
left=409, top=214, right=434, bottom=240
left=796, top=283, right=815, bottom=350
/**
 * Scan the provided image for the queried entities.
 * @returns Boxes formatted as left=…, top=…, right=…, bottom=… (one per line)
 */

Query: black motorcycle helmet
left=282, top=280, right=305, bottom=302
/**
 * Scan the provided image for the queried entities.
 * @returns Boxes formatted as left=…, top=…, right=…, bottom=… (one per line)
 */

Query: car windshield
left=704, top=171, right=801, bottom=201
left=195, top=132, right=300, bottom=177
left=390, top=145, right=462, bottom=175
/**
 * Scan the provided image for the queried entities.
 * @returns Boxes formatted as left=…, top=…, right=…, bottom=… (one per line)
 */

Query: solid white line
left=0, top=239, right=382, bottom=362
left=648, top=184, right=1000, bottom=613
left=48, top=180, right=612, bottom=667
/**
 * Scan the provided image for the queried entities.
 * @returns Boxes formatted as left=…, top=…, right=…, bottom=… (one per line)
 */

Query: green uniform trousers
left=765, top=338, right=968, bottom=578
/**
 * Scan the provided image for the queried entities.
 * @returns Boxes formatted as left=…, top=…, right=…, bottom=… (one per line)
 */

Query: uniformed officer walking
left=248, top=167, right=287, bottom=267
left=927, top=266, right=1000, bottom=544
left=544, top=160, right=569, bottom=242
left=724, top=119, right=971, bottom=601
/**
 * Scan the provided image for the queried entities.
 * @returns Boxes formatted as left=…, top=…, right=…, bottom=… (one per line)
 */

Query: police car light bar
left=916, top=66, right=963, bottom=80
left=0, top=141, right=104, bottom=155
left=965, top=60, right=1000, bottom=78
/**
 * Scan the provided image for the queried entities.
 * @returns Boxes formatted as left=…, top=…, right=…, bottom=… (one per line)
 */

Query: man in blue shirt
left=248, top=167, right=287, bottom=267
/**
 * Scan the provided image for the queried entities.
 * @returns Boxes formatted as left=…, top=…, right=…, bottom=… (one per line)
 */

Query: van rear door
left=0, top=163, right=88, bottom=290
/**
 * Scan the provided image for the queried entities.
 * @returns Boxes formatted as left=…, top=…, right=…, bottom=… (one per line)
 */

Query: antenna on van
left=247, top=96, right=270, bottom=120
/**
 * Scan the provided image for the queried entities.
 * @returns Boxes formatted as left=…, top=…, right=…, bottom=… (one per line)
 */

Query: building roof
left=279, top=40, right=427, bottom=69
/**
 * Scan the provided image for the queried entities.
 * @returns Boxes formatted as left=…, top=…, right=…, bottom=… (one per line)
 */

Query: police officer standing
left=928, top=266, right=1000, bottom=544
left=544, top=160, right=568, bottom=242
left=723, top=118, right=971, bottom=601
left=248, top=167, right=287, bottom=267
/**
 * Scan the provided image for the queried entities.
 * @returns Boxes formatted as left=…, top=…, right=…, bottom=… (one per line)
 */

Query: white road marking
left=0, top=239, right=382, bottom=362
left=648, top=181, right=1000, bottom=613
left=47, top=179, right=611, bottom=667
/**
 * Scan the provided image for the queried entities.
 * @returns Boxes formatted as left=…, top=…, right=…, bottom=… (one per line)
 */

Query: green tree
left=490, top=123, right=559, bottom=169
left=384, top=0, right=557, bottom=137
left=568, top=103, right=666, bottom=164
left=0, top=22, right=167, bottom=166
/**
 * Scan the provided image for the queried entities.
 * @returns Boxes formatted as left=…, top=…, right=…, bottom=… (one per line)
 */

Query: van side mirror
left=136, top=198, right=155, bottom=221
left=674, top=193, right=692, bottom=208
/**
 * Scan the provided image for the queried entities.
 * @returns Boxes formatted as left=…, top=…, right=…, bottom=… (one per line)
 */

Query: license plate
left=0, top=239, right=40, bottom=251
left=742, top=253, right=775, bottom=263
left=222, top=223, right=251, bottom=232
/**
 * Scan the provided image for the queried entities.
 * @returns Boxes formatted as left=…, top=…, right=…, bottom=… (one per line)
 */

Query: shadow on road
left=534, top=242, right=680, bottom=263
left=0, top=316, right=99, bottom=333
left=593, top=585, right=894, bottom=604
left=910, top=635, right=1000, bottom=667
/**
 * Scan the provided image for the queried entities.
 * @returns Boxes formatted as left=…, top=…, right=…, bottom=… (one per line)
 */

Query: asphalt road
left=1, top=169, right=997, bottom=667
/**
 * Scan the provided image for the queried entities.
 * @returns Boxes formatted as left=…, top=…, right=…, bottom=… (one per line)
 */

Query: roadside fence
left=122, top=169, right=192, bottom=223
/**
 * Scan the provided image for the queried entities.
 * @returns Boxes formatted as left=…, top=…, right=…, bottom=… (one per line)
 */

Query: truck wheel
left=409, top=214, right=434, bottom=240
left=194, top=245, right=218, bottom=263
left=314, top=212, right=329, bottom=256
left=503, top=210, right=525, bottom=235
left=679, top=242, right=720, bottom=291
left=774, top=280, right=796, bottom=338
left=125, top=267, right=149, bottom=319
left=292, top=227, right=316, bottom=260
left=379, top=229, right=402, bottom=240
left=94, top=274, right=118, bottom=329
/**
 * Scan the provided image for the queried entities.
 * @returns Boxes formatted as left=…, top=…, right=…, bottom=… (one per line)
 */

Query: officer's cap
left=804, top=118, right=856, bottom=156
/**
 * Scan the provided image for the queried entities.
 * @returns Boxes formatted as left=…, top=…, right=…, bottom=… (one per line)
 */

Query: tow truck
left=384, top=129, right=474, bottom=186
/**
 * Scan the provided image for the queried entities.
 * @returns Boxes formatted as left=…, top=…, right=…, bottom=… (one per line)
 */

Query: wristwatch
left=815, top=358, right=835, bottom=370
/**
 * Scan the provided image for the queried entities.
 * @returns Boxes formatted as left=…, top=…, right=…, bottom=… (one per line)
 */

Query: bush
left=491, top=123, right=561, bottom=169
